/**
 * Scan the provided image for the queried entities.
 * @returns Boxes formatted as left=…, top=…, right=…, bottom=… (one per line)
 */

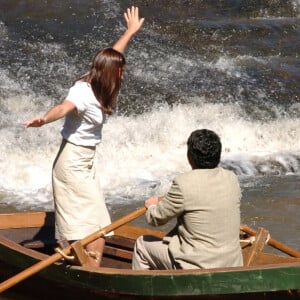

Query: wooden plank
left=255, top=253, right=300, bottom=265
left=243, top=227, right=269, bottom=266
left=71, top=241, right=89, bottom=266
left=0, top=212, right=54, bottom=229
left=103, top=246, right=133, bottom=260
left=106, top=235, right=135, bottom=250
left=114, top=224, right=165, bottom=240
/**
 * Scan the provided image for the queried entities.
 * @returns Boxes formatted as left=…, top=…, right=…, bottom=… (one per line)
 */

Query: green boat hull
left=0, top=238, right=300, bottom=299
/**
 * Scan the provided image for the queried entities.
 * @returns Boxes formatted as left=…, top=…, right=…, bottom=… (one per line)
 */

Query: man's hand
left=144, top=197, right=163, bottom=208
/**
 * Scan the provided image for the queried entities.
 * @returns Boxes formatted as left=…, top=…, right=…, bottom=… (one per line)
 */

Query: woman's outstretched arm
left=24, top=100, right=75, bottom=128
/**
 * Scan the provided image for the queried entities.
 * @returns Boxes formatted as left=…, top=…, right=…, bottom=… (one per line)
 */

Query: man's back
left=162, top=167, right=243, bottom=269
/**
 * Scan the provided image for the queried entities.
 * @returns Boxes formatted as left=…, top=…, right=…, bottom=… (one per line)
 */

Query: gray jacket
left=146, top=167, right=243, bottom=269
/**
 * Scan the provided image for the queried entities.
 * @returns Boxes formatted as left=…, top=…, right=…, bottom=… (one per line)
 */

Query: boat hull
left=0, top=235, right=300, bottom=299
left=0, top=211, right=300, bottom=299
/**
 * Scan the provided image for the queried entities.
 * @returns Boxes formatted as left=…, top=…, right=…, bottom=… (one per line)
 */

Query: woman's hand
left=124, top=6, right=145, bottom=36
left=24, top=117, right=46, bottom=128
left=24, top=100, right=75, bottom=128
left=113, top=6, right=145, bottom=53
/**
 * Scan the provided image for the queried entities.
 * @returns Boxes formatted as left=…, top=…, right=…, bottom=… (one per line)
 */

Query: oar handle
left=0, top=207, right=146, bottom=293
left=240, top=224, right=300, bottom=258
left=79, top=207, right=146, bottom=246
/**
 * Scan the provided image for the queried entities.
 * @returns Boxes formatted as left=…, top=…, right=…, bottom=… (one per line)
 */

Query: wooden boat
left=0, top=211, right=300, bottom=299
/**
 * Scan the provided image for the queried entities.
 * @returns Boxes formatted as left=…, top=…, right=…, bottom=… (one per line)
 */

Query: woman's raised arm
left=113, top=6, right=145, bottom=54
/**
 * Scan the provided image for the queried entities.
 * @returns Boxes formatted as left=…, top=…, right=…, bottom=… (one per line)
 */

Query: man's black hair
left=187, top=129, right=222, bottom=169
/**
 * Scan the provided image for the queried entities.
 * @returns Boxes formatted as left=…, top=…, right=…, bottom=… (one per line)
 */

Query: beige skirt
left=52, top=140, right=112, bottom=241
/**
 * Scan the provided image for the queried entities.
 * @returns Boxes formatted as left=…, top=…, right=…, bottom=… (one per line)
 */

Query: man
left=132, top=129, right=243, bottom=270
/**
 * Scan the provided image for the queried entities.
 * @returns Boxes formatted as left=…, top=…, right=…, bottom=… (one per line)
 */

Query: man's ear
left=187, top=151, right=195, bottom=169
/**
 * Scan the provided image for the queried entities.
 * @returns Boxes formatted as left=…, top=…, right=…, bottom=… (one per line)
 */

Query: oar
left=240, top=224, right=300, bottom=258
left=0, top=206, right=146, bottom=293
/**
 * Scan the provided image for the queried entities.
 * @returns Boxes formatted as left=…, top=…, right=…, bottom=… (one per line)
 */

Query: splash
left=1, top=98, right=299, bottom=209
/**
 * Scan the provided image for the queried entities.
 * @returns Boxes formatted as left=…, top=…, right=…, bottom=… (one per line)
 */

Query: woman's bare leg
left=85, top=237, right=105, bottom=267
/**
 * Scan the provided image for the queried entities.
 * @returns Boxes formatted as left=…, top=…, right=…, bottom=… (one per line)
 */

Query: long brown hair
left=78, top=48, right=126, bottom=115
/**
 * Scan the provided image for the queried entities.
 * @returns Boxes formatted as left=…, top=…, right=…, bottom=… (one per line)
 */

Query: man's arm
left=145, top=181, right=185, bottom=227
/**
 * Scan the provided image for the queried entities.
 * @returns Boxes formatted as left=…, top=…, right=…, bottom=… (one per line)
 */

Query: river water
left=0, top=0, right=299, bottom=298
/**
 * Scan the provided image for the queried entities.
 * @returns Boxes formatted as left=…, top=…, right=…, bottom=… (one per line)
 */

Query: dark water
left=0, top=0, right=299, bottom=298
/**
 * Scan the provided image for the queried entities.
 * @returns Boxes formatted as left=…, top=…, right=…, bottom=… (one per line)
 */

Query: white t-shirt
left=61, top=81, right=105, bottom=147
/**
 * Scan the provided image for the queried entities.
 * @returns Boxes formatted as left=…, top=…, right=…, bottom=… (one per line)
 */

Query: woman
left=24, top=7, right=144, bottom=267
